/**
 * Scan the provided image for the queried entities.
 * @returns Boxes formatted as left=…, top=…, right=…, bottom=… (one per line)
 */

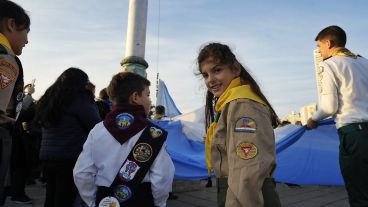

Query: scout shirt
left=0, top=33, right=20, bottom=125
left=73, top=122, right=175, bottom=207
left=311, top=49, right=368, bottom=128
left=210, top=82, right=276, bottom=206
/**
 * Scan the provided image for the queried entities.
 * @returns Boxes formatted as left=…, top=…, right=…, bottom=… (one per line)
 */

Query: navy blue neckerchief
left=96, top=121, right=167, bottom=205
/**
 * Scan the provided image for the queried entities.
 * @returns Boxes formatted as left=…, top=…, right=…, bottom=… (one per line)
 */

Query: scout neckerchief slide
left=204, top=77, right=267, bottom=173
left=96, top=122, right=167, bottom=207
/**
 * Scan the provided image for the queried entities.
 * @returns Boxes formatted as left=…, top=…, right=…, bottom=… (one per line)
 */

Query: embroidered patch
left=113, top=184, right=132, bottom=203
left=119, top=159, right=140, bottom=182
left=115, top=113, right=134, bottom=130
left=99, top=196, right=120, bottom=207
left=236, top=142, right=258, bottom=160
left=150, top=127, right=163, bottom=138
left=0, top=60, right=17, bottom=75
left=234, top=117, right=257, bottom=133
left=0, top=70, right=14, bottom=89
left=133, top=143, right=152, bottom=162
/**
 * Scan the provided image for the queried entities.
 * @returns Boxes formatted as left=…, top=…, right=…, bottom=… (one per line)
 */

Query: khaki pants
left=216, top=177, right=281, bottom=207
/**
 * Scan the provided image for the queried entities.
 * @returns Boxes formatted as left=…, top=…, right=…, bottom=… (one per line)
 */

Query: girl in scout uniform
left=198, top=43, right=281, bottom=207
left=74, top=72, right=174, bottom=207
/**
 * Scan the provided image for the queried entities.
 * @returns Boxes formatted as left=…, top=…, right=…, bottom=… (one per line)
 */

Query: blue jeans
left=0, top=126, right=12, bottom=205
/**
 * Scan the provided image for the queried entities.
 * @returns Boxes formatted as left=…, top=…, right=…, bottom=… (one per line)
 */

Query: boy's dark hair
left=0, top=0, right=30, bottom=31
left=315, top=25, right=346, bottom=47
left=155, top=105, right=165, bottom=115
left=107, top=72, right=150, bottom=105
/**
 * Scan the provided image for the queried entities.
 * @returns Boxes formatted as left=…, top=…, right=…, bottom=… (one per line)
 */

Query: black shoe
left=11, top=194, right=33, bottom=204
left=168, top=192, right=178, bottom=200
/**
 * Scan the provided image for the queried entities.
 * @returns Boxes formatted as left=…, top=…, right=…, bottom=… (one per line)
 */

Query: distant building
left=300, top=103, right=317, bottom=125
left=282, top=111, right=301, bottom=125
left=282, top=103, right=317, bottom=126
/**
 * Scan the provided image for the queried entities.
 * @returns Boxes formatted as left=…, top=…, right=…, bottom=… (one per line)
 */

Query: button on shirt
left=312, top=55, right=368, bottom=128
left=73, top=122, right=175, bottom=207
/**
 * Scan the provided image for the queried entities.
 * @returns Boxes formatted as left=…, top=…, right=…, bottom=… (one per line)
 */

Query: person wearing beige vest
left=197, top=42, right=281, bottom=207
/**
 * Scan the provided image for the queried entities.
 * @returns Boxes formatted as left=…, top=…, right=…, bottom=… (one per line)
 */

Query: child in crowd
left=198, top=43, right=281, bottom=207
left=74, top=72, right=174, bottom=207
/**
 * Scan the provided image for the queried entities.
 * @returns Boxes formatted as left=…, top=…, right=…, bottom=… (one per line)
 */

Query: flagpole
left=121, top=0, right=149, bottom=78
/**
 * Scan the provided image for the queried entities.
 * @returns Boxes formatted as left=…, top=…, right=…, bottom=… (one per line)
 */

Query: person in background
left=95, top=88, right=111, bottom=119
left=307, top=25, right=368, bottom=207
left=0, top=0, right=30, bottom=205
left=74, top=72, right=174, bottom=207
left=35, top=68, right=101, bottom=207
left=198, top=42, right=281, bottom=207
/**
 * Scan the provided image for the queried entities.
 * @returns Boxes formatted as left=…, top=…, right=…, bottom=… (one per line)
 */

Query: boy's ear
left=129, top=91, right=139, bottom=105
left=327, top=39, right=335, bottom=49
left=7, top=18, right=17, bottom=32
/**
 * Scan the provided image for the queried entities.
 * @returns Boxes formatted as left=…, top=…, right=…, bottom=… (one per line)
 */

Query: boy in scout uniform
left=74, top=72, right=175, bottom=207
left=0, top=1, right=30, bottom=204
left=198, top=42, right=281, bottom=207
left=307, top=25, right=368, bottom=207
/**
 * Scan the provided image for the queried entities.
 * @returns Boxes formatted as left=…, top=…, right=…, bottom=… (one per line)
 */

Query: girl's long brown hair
left=198, top=42, right=280, bottom=129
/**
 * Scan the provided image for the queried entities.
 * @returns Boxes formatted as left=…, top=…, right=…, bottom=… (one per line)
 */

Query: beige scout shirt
left=211, top=98, right=276, bottom=207
left=0, top=46, right=19, bottom=125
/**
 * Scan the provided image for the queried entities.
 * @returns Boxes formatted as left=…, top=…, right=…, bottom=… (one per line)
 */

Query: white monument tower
left=121, top=0, right=149, bottom=78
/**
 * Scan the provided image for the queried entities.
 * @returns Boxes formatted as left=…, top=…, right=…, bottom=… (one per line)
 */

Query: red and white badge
left=236, top=142, right=258, bottom=160
left=0, top=70, right=14, bottom=89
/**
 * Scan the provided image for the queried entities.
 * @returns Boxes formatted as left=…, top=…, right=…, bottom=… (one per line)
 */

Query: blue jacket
left=40, top=93, right=101, bottom=161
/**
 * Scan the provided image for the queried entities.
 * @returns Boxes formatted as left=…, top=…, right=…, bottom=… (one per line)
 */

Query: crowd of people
left=1, top=0, right=368, bottom=207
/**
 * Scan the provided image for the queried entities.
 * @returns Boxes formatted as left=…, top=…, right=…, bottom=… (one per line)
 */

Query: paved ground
left=3, top=180, right=349, bottom=207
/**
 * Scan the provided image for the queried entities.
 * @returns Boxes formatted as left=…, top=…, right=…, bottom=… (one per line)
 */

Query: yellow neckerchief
left=205, top=77, right=267, bottom=174
left=331, top=47, right=357, bottom=59
left=0, top=33, right=13, bottom=52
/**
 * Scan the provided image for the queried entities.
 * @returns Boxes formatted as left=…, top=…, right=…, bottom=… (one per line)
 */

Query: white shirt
left=73, top=122, right=175, bottom=207
left=312, top=55, right=368, bottom=128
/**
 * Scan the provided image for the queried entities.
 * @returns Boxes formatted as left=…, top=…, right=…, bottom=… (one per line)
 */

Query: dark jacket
left=39, top=93, right=101, bottom=161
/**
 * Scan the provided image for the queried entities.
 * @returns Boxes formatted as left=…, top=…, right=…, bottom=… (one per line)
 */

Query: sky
left=13, top=0, right=368, bottom=117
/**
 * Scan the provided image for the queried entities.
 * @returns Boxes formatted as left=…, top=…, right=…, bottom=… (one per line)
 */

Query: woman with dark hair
left=36, top=67, right=101, bottom=207
left=198, top=43, right=281, bottom=207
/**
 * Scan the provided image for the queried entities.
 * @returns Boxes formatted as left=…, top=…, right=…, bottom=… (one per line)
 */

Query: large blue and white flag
left=156, top=79, right=181, bottom=117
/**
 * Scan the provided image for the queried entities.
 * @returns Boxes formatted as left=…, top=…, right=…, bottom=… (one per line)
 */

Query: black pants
left=43, top=160, right=77, bottom=207
left=10, top=132, right=28, bottom=197
left=338, top=126, right=368, bottom=207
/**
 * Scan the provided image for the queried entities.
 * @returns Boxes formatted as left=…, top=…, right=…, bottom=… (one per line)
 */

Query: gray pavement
left=3, top=180, right=349, bottom=207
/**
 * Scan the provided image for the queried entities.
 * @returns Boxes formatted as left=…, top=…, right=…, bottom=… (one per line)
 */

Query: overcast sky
left=13, top=0, right=368, bottom=117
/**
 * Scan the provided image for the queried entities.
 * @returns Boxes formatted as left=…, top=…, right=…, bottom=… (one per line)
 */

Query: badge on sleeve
left=0, top=70, right=14, bottom=89
left=0, top=60, right=17, bottom=74
left=113, top=184, right=132, bottom=203
left=236, top=142, right=258, bottom=160
left=99, top=196, right=120, bottom=207
left=119, top=159, right=140, bottom=182
left=234, top=117, right=256, bottom=133
left=150, top=127, right=163, bottom=138
left=115, top=113, right=134, bottom=130
left=133, top=143, right=152, bottom=162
